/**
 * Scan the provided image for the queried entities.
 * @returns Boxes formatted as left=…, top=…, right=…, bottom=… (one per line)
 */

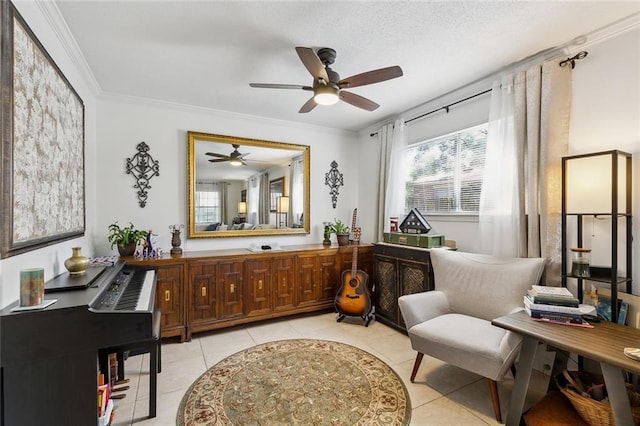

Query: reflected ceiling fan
left=205, top=144, right=249, bottom=167
left=250, top=47, right=403, bottom=113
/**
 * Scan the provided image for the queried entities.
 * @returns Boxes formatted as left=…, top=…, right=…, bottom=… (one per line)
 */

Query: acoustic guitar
left=334, top=209, right=374, bottom=326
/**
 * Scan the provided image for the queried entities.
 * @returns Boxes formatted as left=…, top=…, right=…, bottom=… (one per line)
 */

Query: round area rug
left=176, top=339, right=411, bottom=425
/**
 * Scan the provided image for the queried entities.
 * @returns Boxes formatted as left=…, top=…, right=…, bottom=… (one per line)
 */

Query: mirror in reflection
left=187, top=131, right=310, bottom=238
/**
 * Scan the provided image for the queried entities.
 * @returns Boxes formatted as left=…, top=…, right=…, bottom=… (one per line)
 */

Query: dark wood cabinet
left=272, top=257, right=296, bottom=311
left=218, top=258, right=244, bottom=320
left=297, top=253, right=320, bottom=306
left=155, top=263, right=186, bottom=341
left=188, top=260, right=219, bottom=326
left=128, top=244, right=373, bottom=340
left=373, top=243, right=433, bottom=331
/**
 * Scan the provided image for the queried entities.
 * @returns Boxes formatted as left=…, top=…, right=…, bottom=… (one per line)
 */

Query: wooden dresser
left=125, top=243, right=373, bottom=341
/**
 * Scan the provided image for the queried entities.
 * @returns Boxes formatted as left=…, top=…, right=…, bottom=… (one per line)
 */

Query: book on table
left=523, top=295, right=582, bottom=315
left=524, top=306, right=585, bottom=324
left=527, top=286, right=580, bottom=307
left=529, top=285, right=575, bottom=298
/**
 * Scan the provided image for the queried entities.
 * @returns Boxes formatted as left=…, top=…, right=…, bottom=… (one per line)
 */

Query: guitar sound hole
left=350, top=278, right=359, bottom=288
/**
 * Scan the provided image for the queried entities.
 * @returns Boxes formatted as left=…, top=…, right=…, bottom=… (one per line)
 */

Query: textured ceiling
left=55, top=1, right=640, bottom=132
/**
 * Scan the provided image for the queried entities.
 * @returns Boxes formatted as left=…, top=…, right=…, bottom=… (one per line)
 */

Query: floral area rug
left=176, top=339, right=411, bottom=425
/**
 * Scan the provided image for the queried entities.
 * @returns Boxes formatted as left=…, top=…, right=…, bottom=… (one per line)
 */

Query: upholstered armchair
left=398, top=249, right=545, bottom=422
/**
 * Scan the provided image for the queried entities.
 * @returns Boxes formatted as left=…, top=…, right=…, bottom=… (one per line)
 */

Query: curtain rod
left=369, top=89, right=491, bottom=137
left=369, top=50, right=588, bottom=137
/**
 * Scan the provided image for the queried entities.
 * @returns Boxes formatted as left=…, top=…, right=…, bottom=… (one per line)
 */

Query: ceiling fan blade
left=250, top=83, right=312, bottom=90
left=295, top=47, right=329, bottom=82
left=338, top=66, right=403, bottom=89
left=340, top=91, right=380, bottom=111
left=299, top=97, right=318, bottom=113
left=208, top=158, right=230, bottom=163
left=205, top=152, right=229, bottom=158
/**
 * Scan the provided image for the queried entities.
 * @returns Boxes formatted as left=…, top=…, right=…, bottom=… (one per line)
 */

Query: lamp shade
left=238, top=202, right=247, bottom=214
left=276, top=196, right=289, bottom=213
left=563, top=150, right=630, bottom=215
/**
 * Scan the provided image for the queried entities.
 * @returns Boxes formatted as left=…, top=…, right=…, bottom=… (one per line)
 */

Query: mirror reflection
left=187, top=132, right=310, bottom=238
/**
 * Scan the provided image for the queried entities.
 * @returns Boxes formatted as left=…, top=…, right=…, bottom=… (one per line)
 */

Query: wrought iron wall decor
left=126, top=142, right=160, bottom=208
left=324, top=160, right=344, bottom=209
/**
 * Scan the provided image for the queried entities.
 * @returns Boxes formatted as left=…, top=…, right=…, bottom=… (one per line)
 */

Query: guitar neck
left=350, top=208, right=358, bottom=275
left=351, top=243, right=359, bottom=275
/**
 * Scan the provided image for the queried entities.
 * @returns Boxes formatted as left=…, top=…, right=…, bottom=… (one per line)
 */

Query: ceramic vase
left=64, top=247, right=89, bottom=275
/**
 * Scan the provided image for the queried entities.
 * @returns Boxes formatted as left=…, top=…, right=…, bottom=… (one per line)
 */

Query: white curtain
left=218, top=182, right=229, bottom=225
left=248, top=176, right=259, bottom=225
left=376, top=118, right=407, bottom=241
left=289, top=155, right=304, bottom=223
left=259, top=173, right=270, bottom=225
left=478, top=59, right=573, bottom=284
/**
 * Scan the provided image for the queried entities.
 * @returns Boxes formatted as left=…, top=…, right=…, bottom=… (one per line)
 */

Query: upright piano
left=0, top=262, right=157, bottom=426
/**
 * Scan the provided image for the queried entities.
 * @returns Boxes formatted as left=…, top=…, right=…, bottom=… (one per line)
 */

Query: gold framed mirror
left=187, top=131, right=310, bottom=238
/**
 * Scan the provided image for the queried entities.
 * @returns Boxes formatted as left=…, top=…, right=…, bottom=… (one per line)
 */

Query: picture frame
left=269, top=177, right=284, bottom=212
left=1, top=2, right=85, bottom=258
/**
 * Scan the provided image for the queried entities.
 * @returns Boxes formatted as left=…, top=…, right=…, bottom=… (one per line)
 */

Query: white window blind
left=195, top=181, right=221, bottom=224
left=405, top=123, right=488, bottom=214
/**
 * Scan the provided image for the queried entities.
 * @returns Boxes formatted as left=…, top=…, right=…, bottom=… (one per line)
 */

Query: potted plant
left=330, top=219, right=350, bottom=246
left=108, top=222, right=148, bottom=256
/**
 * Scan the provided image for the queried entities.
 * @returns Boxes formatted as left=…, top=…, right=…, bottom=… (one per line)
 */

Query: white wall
left=94, top=96, right=360, bottom=255
left=358, top=25, right=640, bottom=292
left=0, top=2, right=98, bottom=308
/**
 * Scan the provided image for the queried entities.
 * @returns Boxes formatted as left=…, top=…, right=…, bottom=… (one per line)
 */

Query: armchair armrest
left=398, top=291, right=451, bottom=330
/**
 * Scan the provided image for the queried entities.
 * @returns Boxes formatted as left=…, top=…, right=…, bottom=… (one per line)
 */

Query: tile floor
left=111, top=312, right=554, bottom=425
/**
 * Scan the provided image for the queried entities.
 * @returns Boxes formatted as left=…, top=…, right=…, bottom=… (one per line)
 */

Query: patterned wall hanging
left=324, top=160, right=344, bottom=209
left=126, top=142, right=160, bottom=208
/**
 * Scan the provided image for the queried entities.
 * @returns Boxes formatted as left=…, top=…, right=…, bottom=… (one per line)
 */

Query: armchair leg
left=410, top=352, right=424, bottom=383
left=487, top=379, right=502, bottom=423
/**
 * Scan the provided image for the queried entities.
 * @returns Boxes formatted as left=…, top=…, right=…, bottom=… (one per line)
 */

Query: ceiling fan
left=250, top=47, right=403, bottom=113
left=205, top=144, right=249, bottom=167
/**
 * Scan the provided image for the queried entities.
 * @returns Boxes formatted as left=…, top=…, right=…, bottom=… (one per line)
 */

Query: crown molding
left=98, top=91, right=357, bottom=138
left=35, top=0, right=102, bottom=96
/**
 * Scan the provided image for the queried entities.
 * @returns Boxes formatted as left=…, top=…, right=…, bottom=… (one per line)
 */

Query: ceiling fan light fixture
left=314, top=86, right=339, bottom=106
left=229, top=158, right=243, bottom=166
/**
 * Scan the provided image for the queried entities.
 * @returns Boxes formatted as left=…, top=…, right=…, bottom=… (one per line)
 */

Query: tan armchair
left=398, top=249, right=545, bottom=422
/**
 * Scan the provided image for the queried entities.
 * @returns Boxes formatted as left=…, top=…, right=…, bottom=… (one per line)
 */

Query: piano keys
left=0, top=262, right=157, bottom=426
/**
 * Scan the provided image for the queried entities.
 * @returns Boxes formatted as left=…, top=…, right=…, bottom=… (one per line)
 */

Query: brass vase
left=64, top=246, right=89, bottom=275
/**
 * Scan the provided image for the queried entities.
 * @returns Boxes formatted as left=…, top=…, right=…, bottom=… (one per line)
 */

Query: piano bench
left=99, top=309, right=161, bottom=419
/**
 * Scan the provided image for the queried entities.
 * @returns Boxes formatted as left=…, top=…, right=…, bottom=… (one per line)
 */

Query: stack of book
left=524, top=285, right=587, bottom=326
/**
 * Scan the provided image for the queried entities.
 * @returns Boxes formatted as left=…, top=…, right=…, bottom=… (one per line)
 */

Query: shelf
left=564, top=275, right=631, bottom=285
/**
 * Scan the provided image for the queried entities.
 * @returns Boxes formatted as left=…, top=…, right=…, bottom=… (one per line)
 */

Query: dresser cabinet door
left=188, top=261, right=218, bottom=325
left=155, top=265, right=184, bottom=335
left=246, top=259, right=272, bottom=316
left=273, top=257, right=296, bottom=311
left=297, top=254, right=318, bottom=306
left=373, top=255, right=398, bottom=324
left=219, top=259, right=244, bottom=319
left=318, top=253, right=339, bottom=302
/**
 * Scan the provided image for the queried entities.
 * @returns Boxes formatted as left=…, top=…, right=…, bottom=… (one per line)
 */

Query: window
left=195, top=181, right=221, bottom=224
left=405, top=123, right=487, bottom=214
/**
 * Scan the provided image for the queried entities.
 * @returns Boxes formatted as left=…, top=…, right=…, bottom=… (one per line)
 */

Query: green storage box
left=383, top=232, right=445, bottom=248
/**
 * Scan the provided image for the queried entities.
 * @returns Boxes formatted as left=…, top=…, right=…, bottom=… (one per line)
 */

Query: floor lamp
left=276, top=196, right=289, bottom=229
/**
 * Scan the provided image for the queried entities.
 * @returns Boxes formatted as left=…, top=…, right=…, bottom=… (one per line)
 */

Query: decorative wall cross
left=126, top=142, right=160, bottom=208
left=324, top=160, right=344, bottom=209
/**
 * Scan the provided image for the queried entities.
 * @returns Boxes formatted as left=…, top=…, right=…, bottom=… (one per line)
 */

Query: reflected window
left=195, top=181, right=221, bottom=224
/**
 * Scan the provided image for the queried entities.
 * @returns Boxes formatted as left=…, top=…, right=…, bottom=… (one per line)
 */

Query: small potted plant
left=330, top=219, right=350, bottom=246
left=108, top=222, right=148, bottom=256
